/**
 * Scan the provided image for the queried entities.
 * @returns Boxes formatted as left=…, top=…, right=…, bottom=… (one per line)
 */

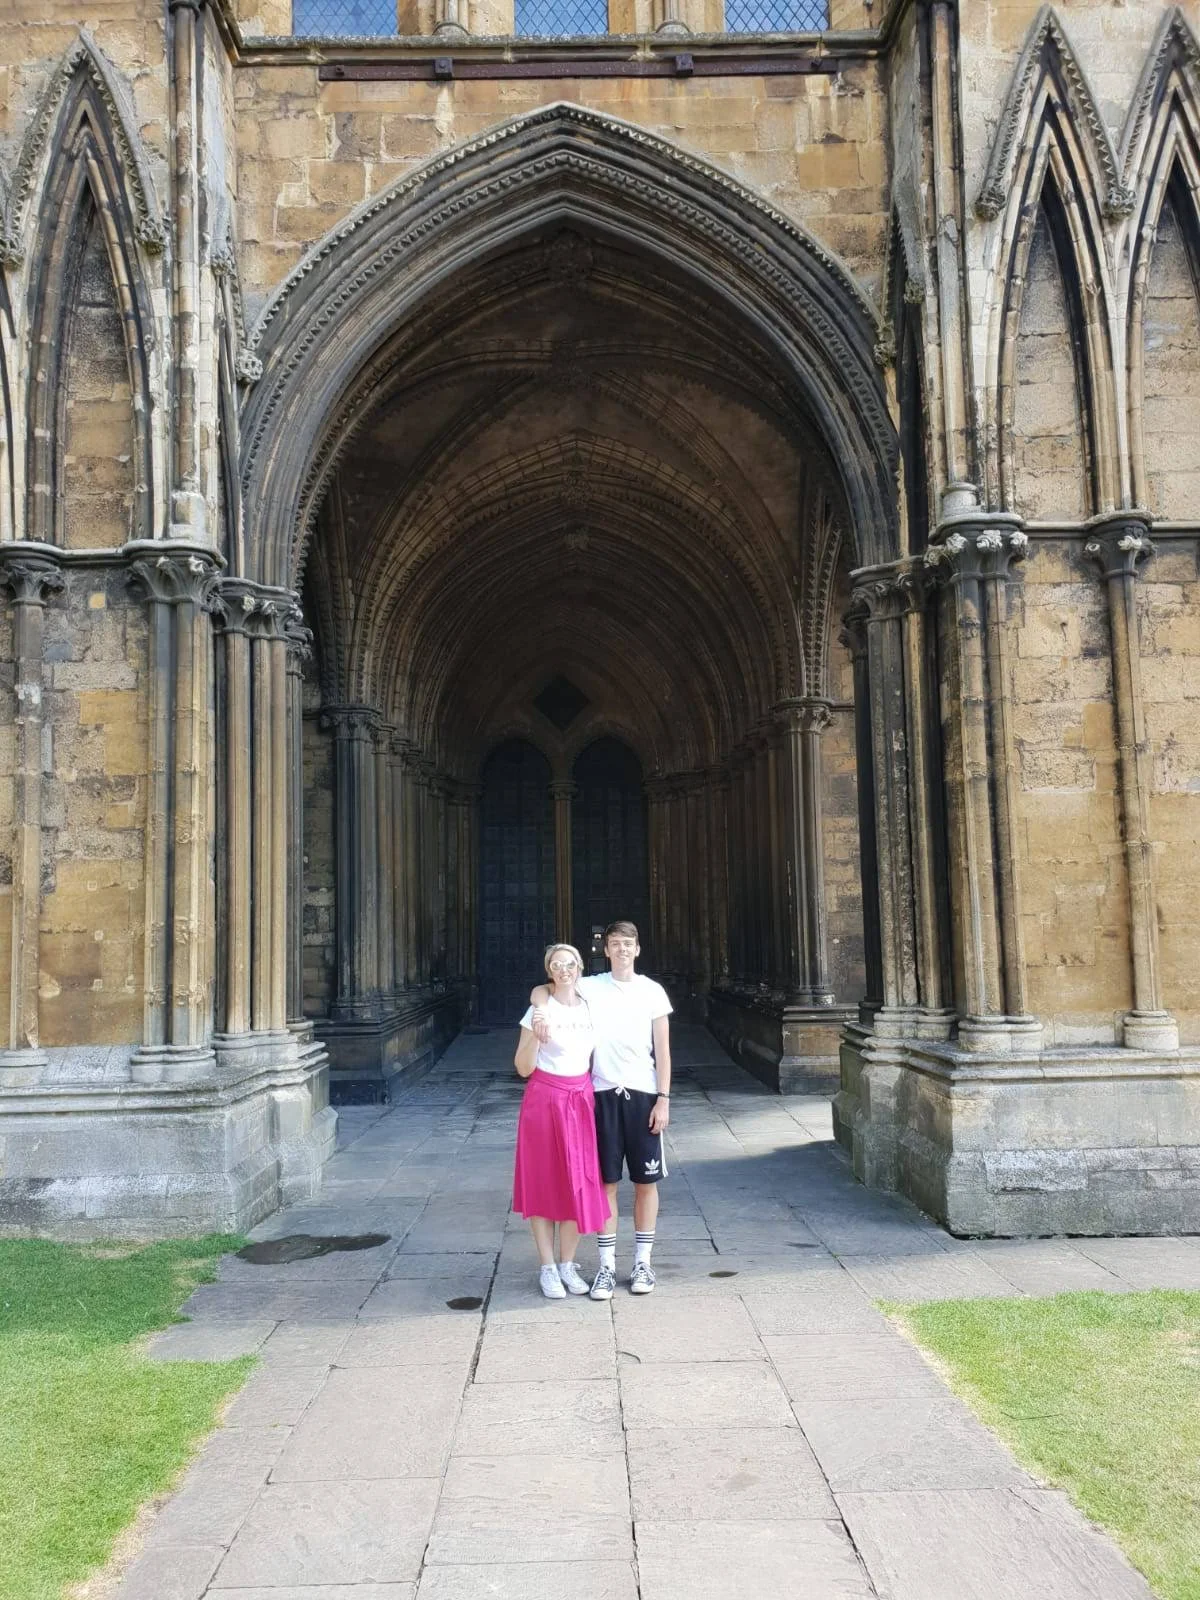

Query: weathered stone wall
left=1142, top=193, right=1200, bottom=523
left=233, top=63, right=889, bottom=312
left=1140, top=540, right=1200, bottom=1043
left=822, top=619, right=864, bottom=1004
left=1008, top=210, right=1088, bottom=522
left=39, top=572, right=148, bottom=1047
left=1010, top=542, right=1131, bottom=1044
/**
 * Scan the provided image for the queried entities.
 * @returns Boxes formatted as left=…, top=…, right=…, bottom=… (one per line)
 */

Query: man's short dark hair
left=603, top=920, right=639, bottom=942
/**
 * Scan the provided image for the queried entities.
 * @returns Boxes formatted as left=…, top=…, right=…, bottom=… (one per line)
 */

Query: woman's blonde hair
left=543, top=942, right=584, bottom=977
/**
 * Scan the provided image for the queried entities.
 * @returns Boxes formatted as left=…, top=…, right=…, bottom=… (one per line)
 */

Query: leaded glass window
left=292, top=0, right=398, bottom=34
left=723, top=0, right=828, bottom=30
left=514, top=0, right=608, bottom=37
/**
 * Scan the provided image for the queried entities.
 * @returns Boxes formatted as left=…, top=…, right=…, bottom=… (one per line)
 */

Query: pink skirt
left=513, top=1069, right=610, bottom=1234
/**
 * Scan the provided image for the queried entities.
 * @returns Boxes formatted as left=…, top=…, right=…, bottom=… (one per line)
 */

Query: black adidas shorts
left=594, top=1088, right=666, bottom=1185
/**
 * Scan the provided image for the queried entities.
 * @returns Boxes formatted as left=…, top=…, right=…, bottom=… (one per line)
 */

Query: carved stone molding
left=1, top=31, right=167, bottom=268
left=975, top=5, right=1134, bottom=223
left=924, top=524, right=1029, bottom=583
left=852, top=561, right=929, bottom=621
left=128, top=550, right=222, bottom=607
left=773, top=697, right=835, bottom=737
left=213, top=576, right=296, bottom=637
left=0, top=553, right=66, bottom=606
left=1084, top=514, right=1156, bottom=581
left=1119, top=7, right=1200, bottom=194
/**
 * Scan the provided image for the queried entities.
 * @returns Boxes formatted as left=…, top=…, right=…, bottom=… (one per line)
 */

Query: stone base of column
left=709, top=988, right=855, bottom=1092
left=1121, top=1010, right=1180, bottom=1052
left=837, top=1025, right=1200, bottom=1236
left=315, top=988, right=463, bottom=1104
left=0, top=1033, right=334, bottom=1239
left=0, top=1048, right=49, bottom=1082
left=957, top=1015, right=1044, bottom=1056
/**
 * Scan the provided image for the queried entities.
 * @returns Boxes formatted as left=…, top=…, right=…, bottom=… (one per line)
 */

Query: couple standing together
left=513, top=920, right=672, bottom=1301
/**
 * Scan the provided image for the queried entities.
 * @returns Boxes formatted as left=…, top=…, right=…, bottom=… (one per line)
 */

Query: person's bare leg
left=529, top=1216, right=556, bottom=1267
left=633, top=1182, right=659, bottom=1233
left=559, top=1221, right=580, bottom=1264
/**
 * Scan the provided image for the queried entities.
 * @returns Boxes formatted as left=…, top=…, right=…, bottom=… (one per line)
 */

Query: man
left=531, top=920, right=672, bottom=1299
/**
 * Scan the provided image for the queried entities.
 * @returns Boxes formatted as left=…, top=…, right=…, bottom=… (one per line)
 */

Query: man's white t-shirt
left=518, top=995, right=595, bottom=1078
left=576, top=973, right=672, bottom=1095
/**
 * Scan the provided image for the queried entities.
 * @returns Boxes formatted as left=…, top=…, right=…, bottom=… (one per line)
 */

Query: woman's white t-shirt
left=518, top=995, right=595, bottom=1077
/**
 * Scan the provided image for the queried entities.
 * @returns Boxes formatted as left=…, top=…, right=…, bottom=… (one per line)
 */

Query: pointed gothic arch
left=1121, top=9, right=1200, bottom=507
left=239, top=102, right=896, bottom=590
left=980, top=10, right=1122, bottom=512
left=20, top=40, right=159, bottom=546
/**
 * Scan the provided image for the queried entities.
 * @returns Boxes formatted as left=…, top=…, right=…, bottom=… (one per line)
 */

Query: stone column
left=217, top=604, right=251, bottom=1036
left=856, top=575, right=921, bottom=1022
left=684, top=773, right=711, bottom=993
left=414, top=757, right=432, bottom=988
left=774, top=697, right=837, bottom=1007
left=840, top=602, right=884, bottom=1012
left=374, top=723, right=395, bottom=1007
left=706, top=767, right=731, bottom=985
left=750, top=730, right=771, bottom=992
left=463, top=783, right=481, bottom=1013
left=396, top=739, right=416, bottom=992
left=326, top=706, right=381, bottom=1021
left=925, top=522, right=1040, bottom=1051
left=129, top=551, right=222, bottom=1072
left=0, top=554, right=64, bottom=1066
left=1085, top=515, right=1178, bottom=1050
left=653, top=0, right=690, bottom=34
left=644, top=777, right=669, bottom=976
left=726, top=750, right=748, bottom=988
left=765, top=732, right=786, bottom=999
left=401, top=744, right=422, bottom=992
left=167, top=0, right=207, bottom=543
left=433, top=0, right=470, bottom=38
left=551, top=780, right=576, bottom=941
left=284, top=609, right=311, bottom=1026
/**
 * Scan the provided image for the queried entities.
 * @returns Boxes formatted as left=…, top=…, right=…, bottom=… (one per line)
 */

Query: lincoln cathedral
left=0, top=0, right=1197, bottom=1237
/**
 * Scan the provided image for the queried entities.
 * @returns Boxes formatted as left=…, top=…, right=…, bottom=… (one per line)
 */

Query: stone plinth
left=837, top=1026, right=1200, bottom=1236
left=710, top=990, right=857, bottom=1093
left=315, top=990, right=464, bottom=1104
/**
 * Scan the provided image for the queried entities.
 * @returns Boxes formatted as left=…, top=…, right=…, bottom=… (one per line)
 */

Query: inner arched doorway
left=238, top=108, right=897, bottom=1101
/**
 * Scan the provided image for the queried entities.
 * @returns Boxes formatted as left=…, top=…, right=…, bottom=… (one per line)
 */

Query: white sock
left=597, top=1233, right=616, bottom=1271
left=635, top=1231, right=655, bottom=1266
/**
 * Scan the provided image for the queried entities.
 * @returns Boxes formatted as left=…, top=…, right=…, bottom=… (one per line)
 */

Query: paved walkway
left=118, top=1025, right=1200, bottom=1599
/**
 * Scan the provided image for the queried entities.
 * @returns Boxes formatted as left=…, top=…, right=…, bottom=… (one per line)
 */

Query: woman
left=514, top=943, right=610, bottom=1299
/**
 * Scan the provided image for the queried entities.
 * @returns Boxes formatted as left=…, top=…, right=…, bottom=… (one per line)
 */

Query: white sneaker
left=539, top=1264, right=567, bottom=1299
left=558, top=1261, right=590, bottom=1296
left=589, top=1264, right=617, bottom=1301
left=629, top=1261, right=656, bottom=1295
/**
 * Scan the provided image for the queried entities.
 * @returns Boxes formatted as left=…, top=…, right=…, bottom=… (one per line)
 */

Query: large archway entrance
left=235, top=107, right=897, bottom=1101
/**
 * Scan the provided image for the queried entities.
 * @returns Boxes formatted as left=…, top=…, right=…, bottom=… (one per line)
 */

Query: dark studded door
left=572, top=738, right=650, bottom=973
left=478, top=740, right=555, bottom=1025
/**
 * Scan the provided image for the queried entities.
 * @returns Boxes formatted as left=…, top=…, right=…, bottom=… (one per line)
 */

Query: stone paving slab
left=838, top=1487, right=1155, bottom=1598
left=415, top=1560, right=640, bottom=1598
left=625, top=1425, right=837, bottom=1520
left=635, top=1519, right=875, bottom=1599
left=111, top=1024, right=1199, bottom=1600
left=271, top=1366, right=467, bottom=1481
left=211, top=1479, right=439, bottom=1589
left=792, top=1396, right=1035, bottom=1492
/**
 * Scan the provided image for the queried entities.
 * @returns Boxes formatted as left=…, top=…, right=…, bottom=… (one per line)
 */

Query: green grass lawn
left=892, top=1290, right=1200, bottom=1600
left=0, top=1236, right=252, bottom=1600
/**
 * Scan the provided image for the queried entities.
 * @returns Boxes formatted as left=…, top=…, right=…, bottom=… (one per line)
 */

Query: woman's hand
left=531, top=1006, right=552, bottom=1045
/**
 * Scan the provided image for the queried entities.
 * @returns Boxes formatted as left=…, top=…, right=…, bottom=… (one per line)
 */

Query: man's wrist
left=656, top=1091, right=670, bottom=1099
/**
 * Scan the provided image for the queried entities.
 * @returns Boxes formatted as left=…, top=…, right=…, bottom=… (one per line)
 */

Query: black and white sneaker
left=589, top=1264, right=616, bottom=1301
left=629, top=1261, right=656, bottom=1296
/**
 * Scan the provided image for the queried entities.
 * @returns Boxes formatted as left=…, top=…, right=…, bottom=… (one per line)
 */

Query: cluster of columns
left=645, top=698, right=838, bottom=1012
left=321, top=707, right=478, bottom=1024
left=845, top=508, right=1178, bottom=1057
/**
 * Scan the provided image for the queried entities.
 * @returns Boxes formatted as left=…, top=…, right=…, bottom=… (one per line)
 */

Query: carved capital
left=774, top=697, right=834, bottom=737
left=549, top=780, right=578, bottom=802
left=213, top=577, right=295, bottom=638
left=1084, top=514, right=1155, bottom=582
left=852, top=562, right=927, bottom=623
left=838, top=598, right=869, bottom=662
left=282, top=602, right=313, bottom=664
left=128, top=549, right=221, bottom=607
left=322, top=704, right=380, bottom=742
left=0, top=553, right=65, bottom=606
left=924, top=521, right=1029, bottom=584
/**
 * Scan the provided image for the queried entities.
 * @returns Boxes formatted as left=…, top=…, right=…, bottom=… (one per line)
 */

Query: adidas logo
left=644, top=1158, right=660, bottom=1175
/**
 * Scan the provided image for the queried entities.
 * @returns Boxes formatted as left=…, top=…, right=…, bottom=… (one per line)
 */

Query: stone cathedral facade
left=0, top=0, right=1198, bottom=1238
